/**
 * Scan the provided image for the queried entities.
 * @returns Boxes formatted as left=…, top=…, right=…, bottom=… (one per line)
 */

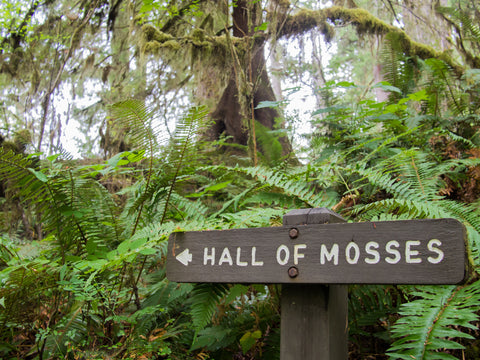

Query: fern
left=109, top=99, right=160, bottom=155
left=380, top=32, right=421, bottom=99
left=349, top=285, right=400, bottom=339
left=423, top=58, right=466, bottom=117
left=188, top=283, right=229, bottom=333
left=345, top=146, right=480, bottom=359
left=436, top=7, right=480, bottom=43
left=0, top=149, right=51, bottom=211
left=388, top=283, right=480, bottom=360
left=170, top=192, right=209, bottom=221
left=0, top=149, right=122, bottom=258
left=353, top=148, right=480, bottom=260
left=202, top=164, right=338, bottom=213
left=254, top=120, right=283, bottom=165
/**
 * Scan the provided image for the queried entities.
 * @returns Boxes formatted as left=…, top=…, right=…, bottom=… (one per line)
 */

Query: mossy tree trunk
left=207, top=0, right=292, bottom=162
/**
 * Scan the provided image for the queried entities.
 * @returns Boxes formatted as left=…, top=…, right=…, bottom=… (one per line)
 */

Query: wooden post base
left=281, top=208, right=348, bottom=360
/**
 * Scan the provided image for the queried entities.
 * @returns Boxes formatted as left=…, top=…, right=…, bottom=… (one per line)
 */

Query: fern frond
left=0, top=258, right=60, bottom=326
left=437, top=7, right=480, bottom=42
left=125, top=170, right=170, bottom=218
left=355, top=149, right=447, bottom=202
left=109, top=99, right=160, bottom=154
left=159, top=106, right=209, bottom=224
left=114, top=105, right=209, bottom=232
left=424, top=58, right=466, bottom=116
left=203, top=165, right=337, bottom=212
left=380, top=32, right=420, bottom=99
left=444, top=130, right=475, bottom=149
left=388, top=282, right=480, bottom=359
left=219, top=207, right=284, bottom=228
left=349, top=285, right=400, bottom=336
left=189, top=283, right=229, bottom=332
left=0, top=149, right=51, bottom=211
left=60, top=176, right=122, bottom=254
left=170, top=192, right=209, bottom=221
left=44, top=304, right=87, bottom=358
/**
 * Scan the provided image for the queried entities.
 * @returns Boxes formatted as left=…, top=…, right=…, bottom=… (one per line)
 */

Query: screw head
left=288, top=266, right=299, bottom=278
left=289, top=228, right=299, bottom=239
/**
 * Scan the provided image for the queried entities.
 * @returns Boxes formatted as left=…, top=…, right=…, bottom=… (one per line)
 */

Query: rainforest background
left=1, top=0, right=480, bottom=359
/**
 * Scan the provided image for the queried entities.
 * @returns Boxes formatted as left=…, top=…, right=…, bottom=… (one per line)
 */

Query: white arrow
left=176, top=248, right=193, bottom=266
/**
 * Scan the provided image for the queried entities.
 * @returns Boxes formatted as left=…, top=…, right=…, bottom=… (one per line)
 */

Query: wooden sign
left=166, top=218, right=466, bottom=284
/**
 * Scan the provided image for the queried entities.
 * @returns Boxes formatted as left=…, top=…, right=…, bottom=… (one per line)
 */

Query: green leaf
left=312, top=104, right=349, bottom=115
left=190, top=326, right=234, bottom=351
left=254, top=22, right=268, bottom=32
left=117, top=240, right=130, bottom=255
left=82, top=259, right=108, bottom=270
left=187, top=180, right=232, bottom=197
left=388, top=283, right=480, bottom=359
left=240, top=330, right=262, bottom=354
left=139, top=248, right=156, bottom=255
left=116, top=237, right=148, bottom=254
left=205, top=180, right=231, bottom=192
left=126, top=149, right=146, bottom=163
left=374, top=81, right=402, bottom=94
left=224, top=284, right=249, bottom=304
left=107, top=151, right=137, bottom=167
left=86, top=239, right=97, bottom=255
left=336, top=81, right=356, bottom=87
left=28, top=168, right=48, bottom=182
left=255, top=100, right=282, bottom=109
left=46, top=154, right=61, bottom=162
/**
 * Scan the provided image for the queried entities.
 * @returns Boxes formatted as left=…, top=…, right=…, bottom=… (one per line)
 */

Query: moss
left=143, top=41, right=162, bottom=54
left=191, top=28, right=206, bottom=42
left=0, top=130, right=31, bottom=154
left=0, top=140, right=21, bottom=153
left=142, top=24, right=174, bottom=43
left=281, top=9, right=326, bottom=37
left=161, top=40, right=182, bottom=51
left=323, top=6, right=391, bottom=35
left=281, top=5, right=466, bottom=75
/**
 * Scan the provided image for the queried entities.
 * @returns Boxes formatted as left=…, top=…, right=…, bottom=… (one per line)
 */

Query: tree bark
left=208, top=0, right=291, bottom=160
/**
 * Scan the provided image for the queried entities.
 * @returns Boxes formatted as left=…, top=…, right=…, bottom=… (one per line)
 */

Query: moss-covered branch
left=280, top=6, right=464, bottom=75
left=142, top=24, right=249, bottom=55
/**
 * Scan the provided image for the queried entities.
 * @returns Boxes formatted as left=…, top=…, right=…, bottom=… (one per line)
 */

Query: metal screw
left=289, top=228, right=299, bottom=239
left=288, top=266, right=299, bottom=278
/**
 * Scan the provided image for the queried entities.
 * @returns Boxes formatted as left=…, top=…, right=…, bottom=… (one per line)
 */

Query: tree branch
left=279, top=6, right=465, bottom=75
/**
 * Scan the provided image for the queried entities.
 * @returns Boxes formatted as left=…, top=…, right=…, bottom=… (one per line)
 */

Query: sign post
left=281, top=208, right=347, bottom=360
left=166, top=208, right=467, bottom=359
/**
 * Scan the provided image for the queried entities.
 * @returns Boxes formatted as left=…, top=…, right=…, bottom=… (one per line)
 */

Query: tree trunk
left=207, top=0, right=291, bottom=161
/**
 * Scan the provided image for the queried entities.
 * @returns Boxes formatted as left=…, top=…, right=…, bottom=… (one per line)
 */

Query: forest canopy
left=1, top=0, right=480, bottom=359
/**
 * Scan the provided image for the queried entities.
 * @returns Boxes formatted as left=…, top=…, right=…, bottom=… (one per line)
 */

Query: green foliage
left=189, top=283, right=229, bottom=332
left=3, top=31, right=480, bottom=359
left=388, top=283, right=480, bottom=360
left=349, top=285, right=401, bottom=342
left=304, top=50, right=480, bottom=356
left=254, top=120, right=284, bottom=165
left=0, top=104, right=219, bottom=359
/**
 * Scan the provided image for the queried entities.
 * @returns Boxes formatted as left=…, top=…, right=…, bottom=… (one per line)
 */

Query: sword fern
left=388, top=283, right=480, bottom=360
left=348, top=148, right=480, bottom=359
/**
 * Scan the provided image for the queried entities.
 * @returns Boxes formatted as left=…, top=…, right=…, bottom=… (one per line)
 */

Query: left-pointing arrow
left=176, top=248, right=193, bottom=266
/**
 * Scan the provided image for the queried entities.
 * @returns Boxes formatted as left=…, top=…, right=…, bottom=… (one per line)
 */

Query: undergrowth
left=1, top=55, right=480, bottom=359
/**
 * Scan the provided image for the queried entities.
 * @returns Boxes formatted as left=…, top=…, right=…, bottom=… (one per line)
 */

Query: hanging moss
left=141, top=22, right=249, bottom=70
left=280, top=9, right=329, bottom=38
left=281, top=6, right=465, bottom=76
